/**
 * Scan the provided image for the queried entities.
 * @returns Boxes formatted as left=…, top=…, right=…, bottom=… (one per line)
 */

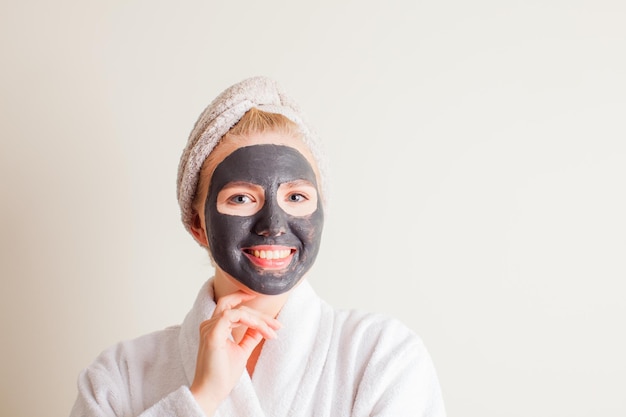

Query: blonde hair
left=228, top=107, right=301, bottom=137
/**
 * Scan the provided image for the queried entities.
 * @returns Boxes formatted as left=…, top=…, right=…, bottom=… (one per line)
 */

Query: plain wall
left=1, top=1, right=625, bottom=416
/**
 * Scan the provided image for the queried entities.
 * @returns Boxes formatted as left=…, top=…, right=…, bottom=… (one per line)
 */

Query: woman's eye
left=216, top=185, right=264, bottom=216
left=230, top=194, right=252, bottom=204
left=287, top=193, right=307, bottom=203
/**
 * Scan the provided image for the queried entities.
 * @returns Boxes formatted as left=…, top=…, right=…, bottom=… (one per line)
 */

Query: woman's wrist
left=190, top=385, right=219, bottom=417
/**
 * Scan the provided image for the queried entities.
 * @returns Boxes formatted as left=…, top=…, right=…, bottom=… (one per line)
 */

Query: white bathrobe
left=70, top=278, right=446, bottom=417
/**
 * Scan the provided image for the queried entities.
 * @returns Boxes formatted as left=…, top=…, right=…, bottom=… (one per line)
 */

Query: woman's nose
left=253, top=203, right=288, bottom=237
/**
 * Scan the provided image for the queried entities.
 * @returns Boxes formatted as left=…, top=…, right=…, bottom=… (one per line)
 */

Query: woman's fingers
left=215, top=308, right=279, bottom=340
left=199, top=305, right=281, bottom=345
left=238, top=328, right=263, bottom=355
left=237, top=306, right=282, bottom=330
left=213, top=291, right=256, bottom=315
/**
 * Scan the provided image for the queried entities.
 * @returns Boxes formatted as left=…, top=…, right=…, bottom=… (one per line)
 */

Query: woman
left=70, top=76, right=446, bottom=416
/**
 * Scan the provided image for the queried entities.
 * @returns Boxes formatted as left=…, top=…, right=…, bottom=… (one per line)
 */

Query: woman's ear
left=190, top=211, right=209, bottom=247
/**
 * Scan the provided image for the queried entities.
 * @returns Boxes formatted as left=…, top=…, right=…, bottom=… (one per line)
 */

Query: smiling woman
left=69, top=76, right=447, bottom=417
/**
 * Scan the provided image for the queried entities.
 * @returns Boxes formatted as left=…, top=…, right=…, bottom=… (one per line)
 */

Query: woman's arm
left=70, top=380, right=205, bottom=417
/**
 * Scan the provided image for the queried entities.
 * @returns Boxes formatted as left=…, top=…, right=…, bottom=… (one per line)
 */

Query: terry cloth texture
left=70, top=278, right=447, bottom=417
left=176, top=76, right=329, bottom=237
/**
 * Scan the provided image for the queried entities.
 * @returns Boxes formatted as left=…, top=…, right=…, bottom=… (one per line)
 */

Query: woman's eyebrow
left=280, top=179, right=316, bottom=189
left=220, top=181, right=262, bottom=189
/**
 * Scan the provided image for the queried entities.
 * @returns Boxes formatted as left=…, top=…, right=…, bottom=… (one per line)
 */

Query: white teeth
left=250, top=249, right=291, bottom=259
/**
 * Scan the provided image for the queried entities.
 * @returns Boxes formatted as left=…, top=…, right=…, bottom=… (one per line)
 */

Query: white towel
left=71, top=278, right=446, bottom=416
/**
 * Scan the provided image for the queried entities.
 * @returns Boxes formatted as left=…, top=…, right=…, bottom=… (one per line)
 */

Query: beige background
left=1, top=1, right=625, bottom=416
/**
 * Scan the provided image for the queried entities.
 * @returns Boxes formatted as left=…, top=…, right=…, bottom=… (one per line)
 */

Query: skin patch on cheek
left=204, top=144, right=324, bottom=295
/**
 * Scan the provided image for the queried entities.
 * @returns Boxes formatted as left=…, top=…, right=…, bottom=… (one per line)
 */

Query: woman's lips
left=242, top=245, right=295, bottom=270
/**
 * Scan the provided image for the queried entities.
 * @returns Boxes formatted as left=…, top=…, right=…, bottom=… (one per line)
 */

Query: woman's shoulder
left=85, top=325, right=182, bottom=374
left=323, top=307, right=446, bottom=417
left=326, top=304, right=426, bottom=354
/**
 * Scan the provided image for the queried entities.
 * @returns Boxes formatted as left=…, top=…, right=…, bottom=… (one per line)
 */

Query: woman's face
left=197, top=132, right=324, bottom=295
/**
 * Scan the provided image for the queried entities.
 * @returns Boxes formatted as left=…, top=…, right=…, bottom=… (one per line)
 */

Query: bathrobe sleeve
left=69, top=329, right=206, bottom=417
left=71, top=379, right=204, bottom=417
left=351, top=317, right=447, bottom=417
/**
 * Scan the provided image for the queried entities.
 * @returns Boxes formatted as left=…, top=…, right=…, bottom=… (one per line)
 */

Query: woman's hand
left=189, top=291, right=281, bottom=416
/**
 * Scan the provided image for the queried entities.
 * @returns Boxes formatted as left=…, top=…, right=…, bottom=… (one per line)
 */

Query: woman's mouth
left=242, top=245, right=295, bottom=270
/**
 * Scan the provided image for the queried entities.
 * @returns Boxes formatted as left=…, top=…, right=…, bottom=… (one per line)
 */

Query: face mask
left=204, top=144, right=324, bottom=295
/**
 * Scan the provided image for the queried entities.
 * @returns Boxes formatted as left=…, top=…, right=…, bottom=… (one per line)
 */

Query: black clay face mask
left=204, top=144, right=324, bottom=295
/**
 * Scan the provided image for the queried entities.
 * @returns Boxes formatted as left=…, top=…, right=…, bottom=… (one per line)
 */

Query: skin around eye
left=217, top=182, right=265, bottom=216
left=277, top=181, right=318, bottom=217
